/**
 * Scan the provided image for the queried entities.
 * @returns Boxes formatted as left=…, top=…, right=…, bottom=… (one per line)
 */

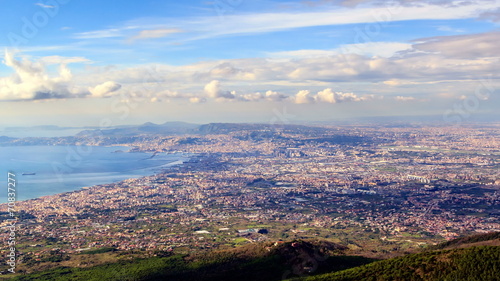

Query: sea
left=0, top=145, right=188, bottom=202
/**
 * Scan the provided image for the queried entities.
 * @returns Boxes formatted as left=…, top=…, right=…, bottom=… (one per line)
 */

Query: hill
left=300, top=245, right=500, bottom=281
left=427, top=231, right=500, bottom=250
left=9, top=240, right=375, bottom=281
left=10, top=233, right=500, bottom=281
left=76, top=122, right=199, bottom=137
left=300, top=232, right=500, bottom=281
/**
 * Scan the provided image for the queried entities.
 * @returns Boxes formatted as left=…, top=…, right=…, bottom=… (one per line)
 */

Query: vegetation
left=427, top=231, right=500, bottom=250
left=10, top=240, right=375, bottom=281
left=79, top=247, right=117, bottom=255
left=301, top=246, right=500, bottom=281
left=10, top=233, right=500, bottom=281
left=11, top=255, right=188, bottom=281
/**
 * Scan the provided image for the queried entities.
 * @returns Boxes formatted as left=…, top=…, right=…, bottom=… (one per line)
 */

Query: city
left=1, top=122, right=499, bottom=274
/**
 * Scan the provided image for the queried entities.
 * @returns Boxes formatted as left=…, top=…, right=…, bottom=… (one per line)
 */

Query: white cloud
left=395, top=96, right=416, bottom=101
left=383, top=79, right=420, bottom=86
left=294, top=88, right=374, bottom=104
left=239, top=92, right=265, bottom=102
left=40, top=56, right=91, bottom=65
left=88, top=81, right=121, bottom=98
left=0, top=51, right=83, bottom=101
left=73, top=0, right=500, bottom=43
left=35, top=3, right=55, bottom=8
left=189, top=97, right=206, bottom=103
left=9, top=27, right=499, bottom=105
left=316, top=88, right=339, bottom=103
left=238, top=90, right=289, bottom=102
left=204, top=80, right=235, bottom=99
left=194, top=1, right=500, bottom=40
left=128, top=28, right=183, bottom=42
left=295, top=90, right=315, bottom=104
left=412, top=31, right=500, bottom=58
left=270, top=42, right=412, bottom=58
left=265, top=90, right=289, bottom=102
left=304, top=0, right=499, bottom=9
left=479, top=7, right=500, bottom=22
left=62, top=30, right=500, bottom=104
left=436, top=25, right=465, bottom=33
left=74, top=28, right=124, bottom=39
left=206, top=63, right=257, bottom=80
left=0, top=51, right=121, bottom=101
left=204, top=80, right=219, bottom=98
left=57, top=28, right=499, bottom=104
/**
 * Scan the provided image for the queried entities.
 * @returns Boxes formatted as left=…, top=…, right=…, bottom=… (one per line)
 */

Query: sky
left=0, top=0, right=499, bottom=128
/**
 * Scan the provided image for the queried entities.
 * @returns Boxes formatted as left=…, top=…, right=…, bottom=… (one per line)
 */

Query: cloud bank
left=294, top=88, right=374, bottom=104
left=3, top=29, right=498, bottom=105
left=0, top=51, right=121, bottom=101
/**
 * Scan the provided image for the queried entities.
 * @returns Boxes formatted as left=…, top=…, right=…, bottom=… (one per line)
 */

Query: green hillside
left=10, top=233, right=500, bottom=281
left=301, top=246, right=500, bottom=281
left=10, top=240, right=375, bottom=281
left=427, top=231, right=500, bottom=250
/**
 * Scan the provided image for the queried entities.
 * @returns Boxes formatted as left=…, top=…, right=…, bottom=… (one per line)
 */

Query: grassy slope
left=11, top=232, right=500, bottom=281
left=301, top=246, right=500, bottom=281
left=301, top=232, right=500, bottom=281
left=426, top=231, right=500, bottom=250
left=10, top=240, right=375, bottom=281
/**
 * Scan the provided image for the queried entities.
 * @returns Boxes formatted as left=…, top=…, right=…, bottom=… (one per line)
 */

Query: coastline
left=0, top=145, right=193, bottom=203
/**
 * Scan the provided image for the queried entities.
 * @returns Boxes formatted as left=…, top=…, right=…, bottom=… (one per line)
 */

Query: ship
left=22, top=172, right=36, bottom=176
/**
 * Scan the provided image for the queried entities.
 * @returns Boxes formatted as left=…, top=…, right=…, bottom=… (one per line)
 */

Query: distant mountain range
left=75, top=122, right=332, bottom=137
left=76, top=121, right=200, bottom=137
left=3, top=113, right=500, bottom=138
left=0, top=122, right=374, bottom=146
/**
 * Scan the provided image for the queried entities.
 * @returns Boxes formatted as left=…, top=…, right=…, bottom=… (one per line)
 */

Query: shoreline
left=0, top=146, right=194, bottom=204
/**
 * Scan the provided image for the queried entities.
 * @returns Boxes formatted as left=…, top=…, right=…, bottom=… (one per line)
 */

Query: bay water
left=0, top=145, right=187, bottom=202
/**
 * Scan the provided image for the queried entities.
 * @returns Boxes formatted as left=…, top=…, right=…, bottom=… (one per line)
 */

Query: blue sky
left=0, top=0, right=499, bottom=127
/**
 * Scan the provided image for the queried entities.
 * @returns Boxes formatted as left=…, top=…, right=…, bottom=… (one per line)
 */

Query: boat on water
left=22, top=172, right=36, bottom=176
